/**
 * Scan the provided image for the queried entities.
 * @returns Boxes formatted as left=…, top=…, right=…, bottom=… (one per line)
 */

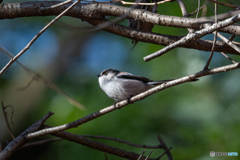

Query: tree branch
left=0, top=46, right=85, bottom=110
left=26, top=61, right=240, bottom=140
left=203, top=0, right=218, bottom=70
left=0, top=0, right=81, bottom=76
left=81, top=135, right=163, bottom=149
left=0, top=112, right=54, bottom=160
left=208, top=0, right=239, bottom=8
left=22, top=138, right=62, bottom=148
left=1, top=101, right=15, bottom=140
left=51, top=130, right=155, bottom=160
left=85, top=17, right=240, bottom=55
left=0, top=2, right=240, bottom=55
left=144, top=12, right=240, bottom=61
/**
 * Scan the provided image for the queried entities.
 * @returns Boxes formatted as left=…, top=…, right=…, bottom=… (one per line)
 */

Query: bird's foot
left=127, top=96, right=134, bottom=104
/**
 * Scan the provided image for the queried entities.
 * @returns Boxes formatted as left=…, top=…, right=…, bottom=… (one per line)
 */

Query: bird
left=97, top=68, right=198, bottom=103
left=128, top=4, right=155, bottom=50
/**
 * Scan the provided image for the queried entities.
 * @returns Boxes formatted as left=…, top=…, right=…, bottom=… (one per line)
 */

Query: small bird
left=128, top=4, right=155, bottom=50
left=97, top=69, right=198, bottom=102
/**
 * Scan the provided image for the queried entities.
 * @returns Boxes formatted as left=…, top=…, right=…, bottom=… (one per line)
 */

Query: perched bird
left=97, top=68, right=198, bottom=102
left=128, top=3, right=155, bottom=50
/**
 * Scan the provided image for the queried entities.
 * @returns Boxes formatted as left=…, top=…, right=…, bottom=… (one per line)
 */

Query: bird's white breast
left=99, top=76, right=150, bottom=102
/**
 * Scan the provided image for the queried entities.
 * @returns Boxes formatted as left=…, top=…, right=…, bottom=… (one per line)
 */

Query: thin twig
left=208, top=0, right=239, bottom=8
left=83, top=0, right=122, bottom=4
left=0, top=46, right=85, bottom=110
left=0, top=112, right=54, bottom=160
left=26, top=61, right=240, bottom=140
left=189, top=6, right=204, bottom=17
left=145, top=149, right=153, bottom=160
left=104, top=152, right=108, bottom=160
left=82, top=135, right=162, bottom=149
left=157, top=135, right=172, bottom=160
left=52, top=130, right=154, bottom=160
left=138, top=149, right=146, bottom=160
left=176, top=0, right=194, bottom=33
left=203, top=1, right=218, bottom=70
left=195, top=0, right=201, bottom=18
left=43, top=0, right=74, bottom=10
left=216, top=32, right=240, bottom=54
left=221, top=52, right=237, bottom=64
left=206, top=6, right=240, bottom=21
left=156, top=147, right=172, bottom=160
left=0, top=0, right=81, bottom=76
left=1, top=101, right=15, bottom=139
left=144, top=11, right=240, bottom=62
left=220, top=34, right=237, bottom=64
left=17, top=77, right=35, bottom=91
left=121, top=0, right=172, bottom=6
left=201, top=0, right=208, bottom=17
left=227, top=34, right=236, bottom=43
left=22, top=138, right=62, bottom=148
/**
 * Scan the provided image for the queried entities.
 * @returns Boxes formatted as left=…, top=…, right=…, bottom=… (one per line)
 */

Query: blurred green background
left=0, top=0, right=240, bottom=160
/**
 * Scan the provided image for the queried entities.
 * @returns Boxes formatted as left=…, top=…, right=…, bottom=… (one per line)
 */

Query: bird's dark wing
left=117, top=74, right=152, bottom=83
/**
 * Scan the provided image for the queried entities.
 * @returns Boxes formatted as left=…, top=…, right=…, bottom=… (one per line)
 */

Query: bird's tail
left=148, top=79, right=198, bottom=86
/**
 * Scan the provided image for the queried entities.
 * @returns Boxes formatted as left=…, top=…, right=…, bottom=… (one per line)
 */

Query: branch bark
left=52, top=130, right=155, bottom=160
left=0, top=1, right=240, bottom=56
left=144, top=12, right=240, bottom=61
left=0, top=0, right=81, bottom=76
left=26, top=61, right=240, bottom=140
left=0, top=112, right=54, bottom=160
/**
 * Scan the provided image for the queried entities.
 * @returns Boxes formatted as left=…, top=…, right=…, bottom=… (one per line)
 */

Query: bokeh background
left=0, top=0, right=240, bottom=159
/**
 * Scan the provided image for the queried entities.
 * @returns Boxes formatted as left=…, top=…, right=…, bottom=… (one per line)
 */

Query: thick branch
left=0, top=2, right=238, bottom=35
left=0, top=112, right=54, bottom=160
left=85, top=18, right=240, bottom=55
left=0, top=2, right=240, bottom=55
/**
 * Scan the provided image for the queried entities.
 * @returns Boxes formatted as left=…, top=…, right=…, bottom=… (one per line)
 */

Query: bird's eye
left=104, top=72, right=108, bottom=75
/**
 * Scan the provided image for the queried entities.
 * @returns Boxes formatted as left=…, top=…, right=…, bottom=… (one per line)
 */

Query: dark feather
left=117, top=74, right=152, bottom=83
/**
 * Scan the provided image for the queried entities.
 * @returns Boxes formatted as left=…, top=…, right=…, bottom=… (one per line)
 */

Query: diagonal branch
left=1, top=2, right=240, bottom=56
left=0, top=46, right=85, bottom=110
left=121, top=0, right=173, bottom=5
left=216, top=32, right=240, bottom=54
left=0, top=0, right=80, bottom=76
left=203, top=0, right=218, bottom=70
left=81, top=135, right=163, bottom=149
left=84, top=17, right=240, bottom=55
left=137, top=149, right=146, bottom=160
left=51, top=130, right=155, bottom=160
left=22, top=134, right=164, bottom=149
left=1, top=2, right=240, bottom=36
left=208, top=0, right=239, bottom=8
left=144, top=12, right=240, bottom=61
left=221, top=52, right=237, bottom=64
left=157, top=135, right=172, bottom=160
left=0, top=112, right=54, bottom=160
left=22, top=138, right=62, bottom=148
left=26, top=61, right=240, bottom=140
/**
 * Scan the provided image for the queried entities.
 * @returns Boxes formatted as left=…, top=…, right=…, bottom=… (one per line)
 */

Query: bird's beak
left=97, top=75, right=100, bottom=77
